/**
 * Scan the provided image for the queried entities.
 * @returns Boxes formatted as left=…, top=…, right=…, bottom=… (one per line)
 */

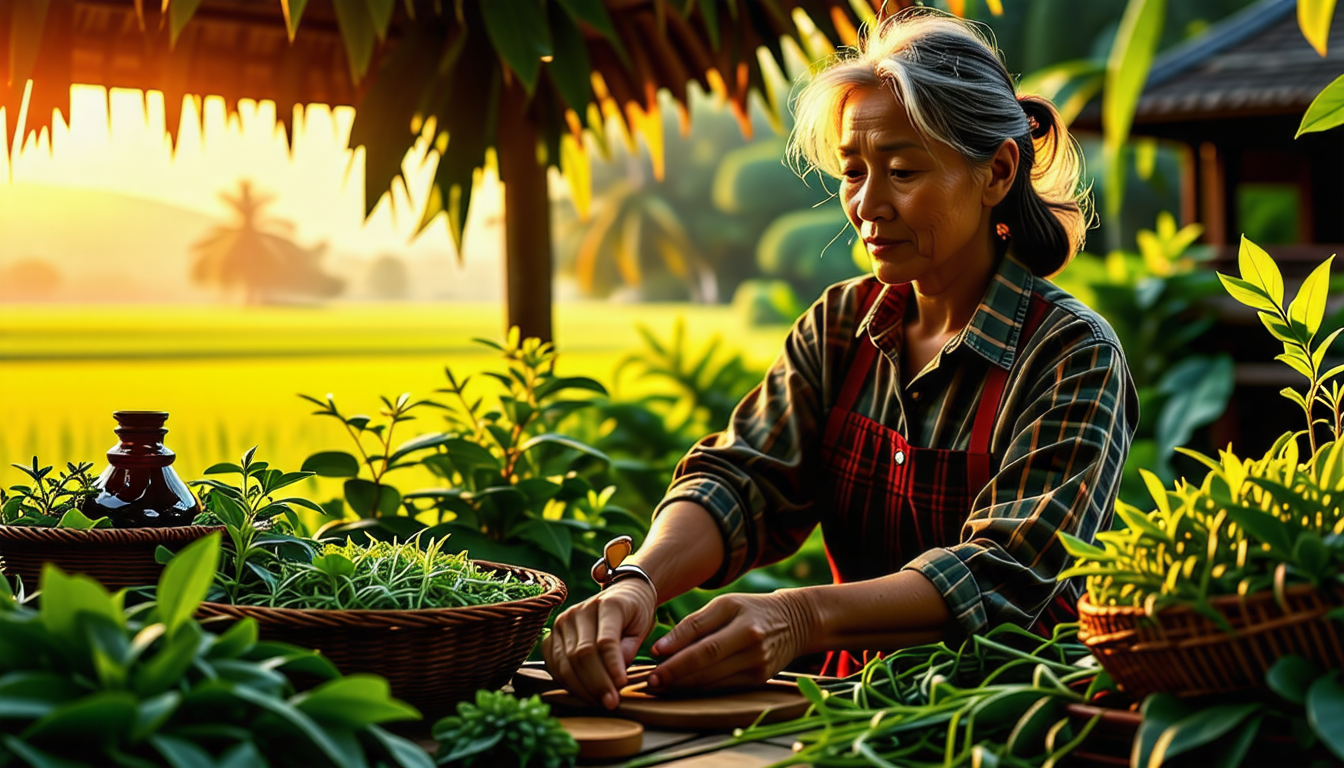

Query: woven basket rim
left=197, top=559, right=567, bottom=623
left=0, top=524, right=225, bottom=544
left=1077, top=583, right=1344, bottom=618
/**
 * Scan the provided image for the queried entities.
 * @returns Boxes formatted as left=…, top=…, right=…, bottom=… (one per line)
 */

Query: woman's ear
left=982, top=138, right=1019, bottom=208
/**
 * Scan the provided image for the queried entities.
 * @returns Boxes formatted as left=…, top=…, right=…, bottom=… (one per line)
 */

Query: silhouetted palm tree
left=191, top=180, right=342, bottom=304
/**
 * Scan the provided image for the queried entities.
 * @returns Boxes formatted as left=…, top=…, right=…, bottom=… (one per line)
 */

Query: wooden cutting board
left=535, top=672, right=811, bottom=731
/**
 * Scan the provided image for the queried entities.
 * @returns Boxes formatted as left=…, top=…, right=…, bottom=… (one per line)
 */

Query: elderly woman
left=543, top=9, right=1138, bottom=708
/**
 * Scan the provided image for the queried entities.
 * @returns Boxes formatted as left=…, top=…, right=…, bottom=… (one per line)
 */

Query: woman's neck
left=906, top=240, right=1001, bottom=340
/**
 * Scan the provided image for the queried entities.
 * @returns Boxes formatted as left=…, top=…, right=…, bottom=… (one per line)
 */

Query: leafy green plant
left=0, top=534, right=433, bottom=768
left=189, top=447, right=327, bottom=603
left=432, top=690, right=577, bottom=768
left=1060, top=239, right=1344, bottom=619
left=0, top=458, right=106, bottom=529
left=1218, top=235, right=1344, bottom=454
left=235, top=537, right=544, bottom=611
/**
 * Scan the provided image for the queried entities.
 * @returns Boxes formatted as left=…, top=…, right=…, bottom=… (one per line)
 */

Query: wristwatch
left=591, top=535, right=657, bottom=596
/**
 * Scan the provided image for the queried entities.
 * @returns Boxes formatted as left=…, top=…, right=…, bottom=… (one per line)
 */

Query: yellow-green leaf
left=1282, top=387, right=1309, bottom=411
left=1217, top=273, right=1278, bottom=313
left=1298, top=74, right=1344, bottom=137
left=169, top=0, right=204, bottom=48
left=1239, top=236, right=1284, bottom=306
left=1140, top=469, right=1172, bottom=518
left=1276, top=351, right=1315, bottom=382
left=1260, top=312, right=1297, bottom=345
left=1314, top=328, right=1343, bottom=370
left=1299, top=0, right=1338, bottom=56
left=280, top=0, right=309, bottom=41
left=1288, top=255, right=1334, bottom=340
left=1103, top=0, right=1165, bottom=217
left=365, top=0, right=395, bottom=41
left=986, top=0, right=1004, bottom=13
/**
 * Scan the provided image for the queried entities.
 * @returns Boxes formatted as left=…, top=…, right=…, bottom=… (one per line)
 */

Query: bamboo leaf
left=1298, top=73, right=1344, bottom=137
left=1239, top=236, right=1285, bottom=307
left=480, top=0, right=552, bottom=95
left=169, top=0, right=204, bottom=48
left=547, top=2, right=594, bottom=112
left=1103, top=0, right=1165, bottom=218
left=1299, top=0, right=1338, bottom=57
left=364, top=0, right=394, bottom=41
left=280, top=0, right=309, bottom=41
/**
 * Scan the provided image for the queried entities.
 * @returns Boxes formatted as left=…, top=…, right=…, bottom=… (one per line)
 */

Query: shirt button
left=895, top=450, right=906, bottom=466
left=911, top=391, right=921, bottom=401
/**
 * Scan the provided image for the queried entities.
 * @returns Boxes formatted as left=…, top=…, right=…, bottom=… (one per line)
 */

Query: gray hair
left=788, top=9, right=1089, bottom=277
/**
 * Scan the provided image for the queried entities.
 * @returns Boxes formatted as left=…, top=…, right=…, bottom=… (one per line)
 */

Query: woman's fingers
left=648, top=599, right=749, bottom=689
left=656, top=648, right=771, bottom=692
left=650, top=598, right=735, bottom=659
left=544, top=582, right=657, bottom=710
left=568, top=601, right=628, bottom=709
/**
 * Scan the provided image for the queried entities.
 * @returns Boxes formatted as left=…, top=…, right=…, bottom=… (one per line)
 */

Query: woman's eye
left=843, top=169, right=864, bottom=181
left=891, top=169, right=916, bottom=179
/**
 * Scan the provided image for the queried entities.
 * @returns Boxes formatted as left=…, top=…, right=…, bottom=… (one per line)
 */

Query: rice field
left=0, top=302, right=791, bottom=499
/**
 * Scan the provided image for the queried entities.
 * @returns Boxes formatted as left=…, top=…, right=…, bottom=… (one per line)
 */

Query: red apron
left=818, top=280, right=1075, bottom=677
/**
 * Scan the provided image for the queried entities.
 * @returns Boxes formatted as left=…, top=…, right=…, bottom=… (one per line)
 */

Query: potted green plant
left=1062, top=236, right=1344, bottom=697
left=0, top=457, right=224, bottom=590
left=190, top=449, right=566, bottom=716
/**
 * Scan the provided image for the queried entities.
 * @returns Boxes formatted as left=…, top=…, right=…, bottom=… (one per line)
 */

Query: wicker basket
left=0, top=524, right=225, bottom=591
left=196, top=560, right=567, bottom=715
left=1078, top=585, right=1344, bottom=697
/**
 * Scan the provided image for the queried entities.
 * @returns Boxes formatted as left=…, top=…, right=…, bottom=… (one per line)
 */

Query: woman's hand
left=646, top=589, right=816, bottom=692
left=541, top=578, right=657, bottom=710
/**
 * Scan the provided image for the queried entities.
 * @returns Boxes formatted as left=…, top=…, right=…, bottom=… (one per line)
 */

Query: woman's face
left=837, top=86, right=997, bottom=287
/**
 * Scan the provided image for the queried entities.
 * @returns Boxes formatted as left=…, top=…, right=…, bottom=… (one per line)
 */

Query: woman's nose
left=854, top=177, right=895, bottom=222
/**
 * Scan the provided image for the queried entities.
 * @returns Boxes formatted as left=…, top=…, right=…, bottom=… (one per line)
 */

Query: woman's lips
left=864, top=238, right=905, bottom=256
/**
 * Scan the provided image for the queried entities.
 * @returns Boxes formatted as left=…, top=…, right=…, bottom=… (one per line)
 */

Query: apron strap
left=825, top=282, right=887, bottom=447
left=967, top=293, right=1051, bottom=489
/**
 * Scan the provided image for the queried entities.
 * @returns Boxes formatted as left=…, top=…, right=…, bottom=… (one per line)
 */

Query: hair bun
left=1018, top=96, right=1055, bottom=140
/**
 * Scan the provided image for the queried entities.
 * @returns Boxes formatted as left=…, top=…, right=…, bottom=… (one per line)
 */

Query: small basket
left=0, top=524, right=225, bottom=591
left=196, top=560, right=567, bottom=716
left=1078, top=585, right=1344, bottom=698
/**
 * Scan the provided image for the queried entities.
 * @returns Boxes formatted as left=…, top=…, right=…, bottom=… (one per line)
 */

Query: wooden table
left=580, top=726, right=800, bottom=767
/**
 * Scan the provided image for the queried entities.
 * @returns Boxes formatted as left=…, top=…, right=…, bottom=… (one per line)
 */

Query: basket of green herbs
left=0, top=458, right=224, bottom=590
left=189, top=449, right=567, bottom=716
left=1062, top=239, right=1344, bottom=698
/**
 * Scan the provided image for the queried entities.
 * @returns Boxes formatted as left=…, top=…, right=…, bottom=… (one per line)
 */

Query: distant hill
left=0, top=183, right=221, bottom=302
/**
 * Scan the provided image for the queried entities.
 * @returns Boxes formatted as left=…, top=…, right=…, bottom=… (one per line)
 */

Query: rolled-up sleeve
left=904, top=338, right=1137, bottom=638
left=653, top=283, right=863, bottom=588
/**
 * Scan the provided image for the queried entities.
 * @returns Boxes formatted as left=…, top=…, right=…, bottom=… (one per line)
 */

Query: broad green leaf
left=1155, top=355, right=1234, bottom=461
left=217, top=742, right=266, bottom=768
left=150, top=733, right=213, bottom=768
left=1282, top=387, right=1309, bottom=410
left=1239, top=236, right=1285, bottom=307
left=229, top=685, right=354, bottom=768
left=1288, top=255, right=1334, bottom=340
left=1006, top=696, right=1067, bottom=757
left=158, top=533, right=220, bottom=638
left=534, top=375, right=607, bottom=399
left=1268, top=655, right=1319, bottom=706
left=516, top=519, right=573, bottom=565
left=343, top=479, right=402, bottom=517
left=203, top=462, right=244, bottom=476
left=480, top=0, right=552, bottom=94
left=22, top=691, right=138, bottom=748
left=547, top=2, right=593, bottom=113
left=1150, top=702, right=1262, bottom=763
left=1217, top=273, right=1278, bottom=313
left=1299, top=73, right=1344, bottom=137
left=1259, top=311, right=1297, bottom=345
left=132, top=622, right=204, bottom=698
left=1314, top=328, right=1343, bottom=370
left=293, top=675, right=420, bottom=729
left=441, top=438, right=501, bottom=471
left=1103, top=0, right=1165, bottom=217
left=1277, top=352, right=1315, bottom=381
left=1221, top=504, right=1294, bottom=556
left=557, top=0, right=623, bottom=55
left=1299, top=0, right=1338, bottom=56
left=131, top=692, right=181, bottom=743
left=39, top=566, right=123, bottom=641
left=331, top=0, right=377, bottom=82
left=366, top=726, right=436, bottom=768
left=1132, top=693, right=1188, bottom=768
left=56, top=507, right=108, bottom=530
left=1056, top=532, right=1117, bottom=562
left=1213, top=714, right=1262, bottom=768
left=1307, top=671, right=1344, bottom=760
left=208, top=618, right=259, bottom=661
left=301, top=451, right=360, bottom=478
left=1, top=736, right=86, bottom=768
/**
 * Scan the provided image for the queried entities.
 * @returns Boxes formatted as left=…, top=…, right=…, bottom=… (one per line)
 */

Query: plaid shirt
left=656, top=254, right=1139, bottom=638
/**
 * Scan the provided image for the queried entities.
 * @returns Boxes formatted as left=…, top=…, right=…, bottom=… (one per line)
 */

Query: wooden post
left=496, top=79, right=553, bottom=343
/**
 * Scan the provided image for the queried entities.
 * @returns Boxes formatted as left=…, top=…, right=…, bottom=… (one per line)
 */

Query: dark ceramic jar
left=84, top=411, right=201, bottom=527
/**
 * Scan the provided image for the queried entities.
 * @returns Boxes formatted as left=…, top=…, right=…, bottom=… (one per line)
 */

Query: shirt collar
left=854, top=253, right=1037, bottom=371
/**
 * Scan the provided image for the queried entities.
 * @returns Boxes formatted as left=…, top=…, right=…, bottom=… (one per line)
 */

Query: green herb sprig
left=433, top=690, right=577, bottom=768
left=243, top=536, right=545, bottom=611
left=1, top=458, right=106, bottom=528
